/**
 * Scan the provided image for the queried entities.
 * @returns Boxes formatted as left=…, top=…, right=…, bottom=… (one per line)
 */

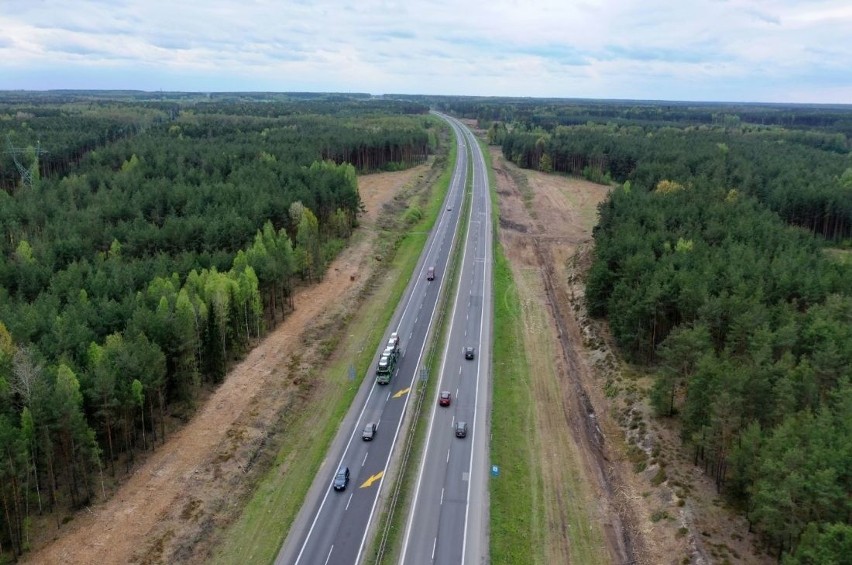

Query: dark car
left=333, top=466, right=350, bottom=491
left=455, top=421, right=468, bottom=438
left=464, top=346, right=475, bottom=360
left=362, top=422, right=377, bottom=441
left=427, top=267, right=435, bottom=281
left=439, top=391, right=451, bottom=406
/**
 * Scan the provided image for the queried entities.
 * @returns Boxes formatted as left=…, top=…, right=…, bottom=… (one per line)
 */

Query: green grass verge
left=211, top=124, right=457, bottom=565
left=478, top=138, right=499, bottom=226
left=489, top=246, right=540, bottom=564
left=479, top=136, right=544, bottom=563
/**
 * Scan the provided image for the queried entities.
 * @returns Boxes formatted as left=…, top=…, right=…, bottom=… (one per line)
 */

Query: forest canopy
left=0, top=92, right=437, bottom=558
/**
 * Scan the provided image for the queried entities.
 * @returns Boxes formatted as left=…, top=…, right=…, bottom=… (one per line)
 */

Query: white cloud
left=0, top=0, right=849, bottom=102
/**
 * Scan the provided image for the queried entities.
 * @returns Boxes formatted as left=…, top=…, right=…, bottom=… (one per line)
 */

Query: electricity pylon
left=5, top=134, right=48, bottom=189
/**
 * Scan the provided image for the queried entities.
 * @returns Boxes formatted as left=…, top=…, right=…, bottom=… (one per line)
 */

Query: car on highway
left=455, top=421, right=468, bottom=438
left=464, top=346, right=475, bottom=360
left=427, top=267, right=435, bottom=281
left=362, top=422, right=377, bottom=441
left=447, top=205, right=452, bottom=211
left=333, top=466, right=350, bottom=490
left=439, top=391, right=451, bottom=406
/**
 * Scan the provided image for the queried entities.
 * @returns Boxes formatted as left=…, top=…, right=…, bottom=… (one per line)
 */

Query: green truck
left=376, top=332, right=400, bottom=384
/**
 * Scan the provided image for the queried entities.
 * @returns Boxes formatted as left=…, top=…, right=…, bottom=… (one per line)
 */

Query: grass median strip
left=489, top=227, right=542, bottom=564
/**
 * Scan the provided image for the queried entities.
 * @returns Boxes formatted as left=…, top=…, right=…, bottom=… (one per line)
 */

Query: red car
left=439, top=391, right=451, bottom=406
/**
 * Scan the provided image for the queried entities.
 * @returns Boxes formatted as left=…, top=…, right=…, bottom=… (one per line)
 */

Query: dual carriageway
left=277, top=114, right=493, bottom=565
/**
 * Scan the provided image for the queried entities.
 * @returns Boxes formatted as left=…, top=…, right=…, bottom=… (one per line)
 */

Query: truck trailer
left=376, top=332, right=400, bottom=384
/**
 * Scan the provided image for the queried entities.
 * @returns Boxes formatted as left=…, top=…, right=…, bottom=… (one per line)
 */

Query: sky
left=1, top=0, right=850, bottom=104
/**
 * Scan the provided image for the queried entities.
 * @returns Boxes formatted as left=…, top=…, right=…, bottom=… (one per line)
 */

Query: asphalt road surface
left=276, top=114, right=479, bottom=565
left=399, top=117, right=493, bottom=565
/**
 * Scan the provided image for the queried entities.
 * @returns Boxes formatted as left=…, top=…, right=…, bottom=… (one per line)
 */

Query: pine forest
left=0, top=92, right=435, bottom=558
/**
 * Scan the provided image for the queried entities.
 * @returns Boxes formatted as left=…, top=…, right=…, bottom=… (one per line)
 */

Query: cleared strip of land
left=486, top=136, right=620, bottom=564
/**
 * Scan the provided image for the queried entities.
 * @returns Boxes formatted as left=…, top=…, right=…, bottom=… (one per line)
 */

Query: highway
left=399, top=118, right=492, bottom=565
left=276, top=115, right=477, bottom=565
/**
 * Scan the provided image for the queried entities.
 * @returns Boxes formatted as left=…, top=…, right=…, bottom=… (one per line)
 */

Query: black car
left=333, top=466, right=350, bottom=491
left=464, top=346, right=475, bottom=360
left=455, top=421, right=468, bottom=438
left=362, top=422, right=377, bottom=441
